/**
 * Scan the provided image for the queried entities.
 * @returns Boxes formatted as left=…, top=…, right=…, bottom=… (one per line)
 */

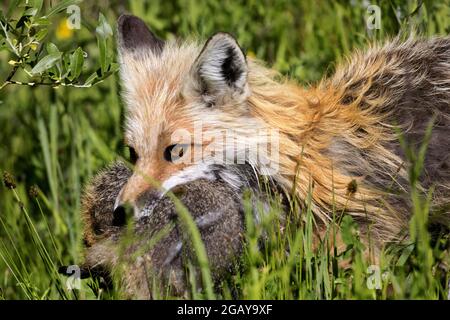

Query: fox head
left=114, top=15, right=278, bottom=218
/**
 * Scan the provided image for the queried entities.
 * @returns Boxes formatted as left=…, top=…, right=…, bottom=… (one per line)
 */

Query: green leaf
left=68, top=47, right=84, bottom=81
left=108, top=62, right=120, bottom=74
left=44, top=43, right=62, bottom=77
left=46, top=42, right=60, bottom=55
left=31, top=52, right=62, bottom=75
left=97, top=37, right=107, bottom=76
left=396, top=244, right=415, bottom=267
left=84, top=72, right=98, bottom=86
left=62, top=53, right=70, bottom=70
left=95, top=14, right=113, bottom=75
left=34, top=17, right=51, bottom=26
left=61, top=54, right=71, bottom=79
left=35, top=28, right=48, bottom=42
left=23, top=8, right=39, bottom=17
left=95, top=13, right=113, bottom=39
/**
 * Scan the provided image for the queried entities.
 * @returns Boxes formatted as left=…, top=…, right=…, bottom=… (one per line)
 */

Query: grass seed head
left=29, top=185, right=40, bottom=198
left=3, top=171, right=16, bottom=189
left=346, top=179, right=358, bottom=195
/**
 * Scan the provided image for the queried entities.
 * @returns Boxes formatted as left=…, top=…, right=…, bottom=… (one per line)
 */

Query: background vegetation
left=0, top=0, right=449, bottom=299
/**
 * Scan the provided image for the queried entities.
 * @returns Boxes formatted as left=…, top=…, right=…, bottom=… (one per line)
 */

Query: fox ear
left=195, top=33, right=249, bottom=105
left=117, top=14, right=164, bottom=56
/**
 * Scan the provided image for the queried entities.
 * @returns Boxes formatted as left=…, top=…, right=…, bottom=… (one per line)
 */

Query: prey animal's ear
left=117, top=14, right=164, bottom=56
left=195, top=33, right=249, bottom=105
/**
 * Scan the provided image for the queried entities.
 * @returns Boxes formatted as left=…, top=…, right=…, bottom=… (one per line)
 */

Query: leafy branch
left=0, top=0, right=118, bottom=90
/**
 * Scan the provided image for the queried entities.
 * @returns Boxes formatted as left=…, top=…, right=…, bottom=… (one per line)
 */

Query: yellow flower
left=56, top=19, right=74, bottom=40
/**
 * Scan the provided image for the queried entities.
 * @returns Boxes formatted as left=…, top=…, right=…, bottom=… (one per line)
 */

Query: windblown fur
left=250, top=36, right=450, bottom=245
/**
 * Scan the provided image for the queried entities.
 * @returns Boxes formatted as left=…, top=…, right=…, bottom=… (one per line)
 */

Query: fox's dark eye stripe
left=128, top=146, right=138, bottom=164
left=164, top=144, right=188, bottom=162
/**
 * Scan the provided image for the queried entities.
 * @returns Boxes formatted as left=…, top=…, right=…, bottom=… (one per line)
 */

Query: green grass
left=0, top=0, right=449, bottom=300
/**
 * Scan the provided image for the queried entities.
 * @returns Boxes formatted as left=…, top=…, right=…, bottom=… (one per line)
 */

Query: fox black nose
left=112, top=205, right=130, bottom=227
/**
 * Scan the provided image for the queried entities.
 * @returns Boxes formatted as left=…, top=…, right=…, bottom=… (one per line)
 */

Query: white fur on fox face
left=161, top=162, right=216, bottom=194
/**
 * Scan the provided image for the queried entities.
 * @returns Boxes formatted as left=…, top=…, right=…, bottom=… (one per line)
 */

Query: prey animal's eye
left=164, top=144, right=188, bottom=162
left=127, top=146, right=139, bottom=164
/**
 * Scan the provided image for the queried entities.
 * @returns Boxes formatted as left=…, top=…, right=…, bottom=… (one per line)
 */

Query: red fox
left=114, top=15, right=450, bottom=252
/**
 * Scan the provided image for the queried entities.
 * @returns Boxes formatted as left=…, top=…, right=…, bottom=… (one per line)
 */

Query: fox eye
left=128, top=146, right=138, bottom=164
left=164, top=144, right=188, bottom=162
